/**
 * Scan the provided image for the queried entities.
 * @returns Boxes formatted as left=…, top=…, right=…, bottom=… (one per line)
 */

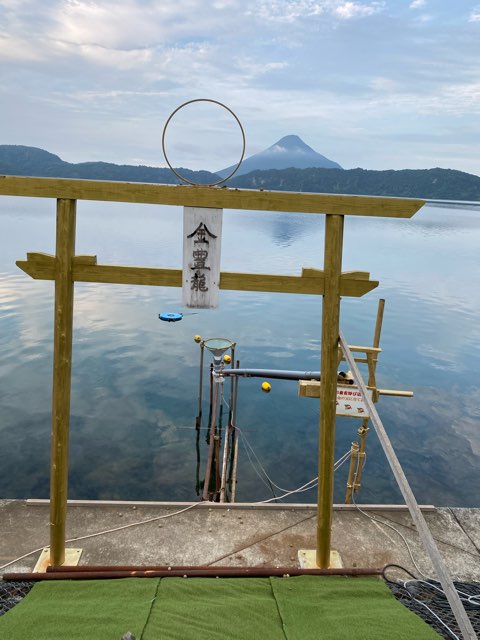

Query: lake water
left=0, top=197, right=479, bottom=506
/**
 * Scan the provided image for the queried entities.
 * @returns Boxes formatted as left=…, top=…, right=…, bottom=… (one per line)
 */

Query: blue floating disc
left=159, top=312, right=183, bottom=322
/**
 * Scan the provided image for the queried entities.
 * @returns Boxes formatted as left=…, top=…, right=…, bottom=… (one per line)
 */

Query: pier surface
left=1, top=499, right=479, bottom=579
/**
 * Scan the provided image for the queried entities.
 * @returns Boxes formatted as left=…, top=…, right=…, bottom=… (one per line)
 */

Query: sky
left=0, top=0, right=479, bottom=175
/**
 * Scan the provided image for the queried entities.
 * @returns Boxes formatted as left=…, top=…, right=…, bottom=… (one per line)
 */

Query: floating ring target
left=161, top=98, right=246, bottom=187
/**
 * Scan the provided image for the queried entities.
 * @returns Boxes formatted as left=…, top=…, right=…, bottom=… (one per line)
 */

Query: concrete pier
left=1, top=500, right=479, bottom=581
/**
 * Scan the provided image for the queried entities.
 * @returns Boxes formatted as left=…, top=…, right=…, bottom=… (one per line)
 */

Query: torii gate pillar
left=317, top=214, right=344, bottom=568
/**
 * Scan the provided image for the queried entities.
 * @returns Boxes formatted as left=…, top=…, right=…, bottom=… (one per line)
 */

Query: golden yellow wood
left=50, top=198, right=76, bottom=567
left=16, top=254, right=379, bottom=297
left=26, top=252, right=55, bottom=264
left=74, top=255, right=97, bottom=265
left=317, top=214, right=344, bottom=569
left=299, top=381, right=413, bottom=399
left=33, top=547, right=82, bottom=573
left=0, top=175, right=425, bottom=218
left=346, top=345, right=382, bottom=353
left=302, top=268, right=369, bottom=279
left=298, top=380, right=321, bottom=398
left=373, top=298, right=386, bottom=348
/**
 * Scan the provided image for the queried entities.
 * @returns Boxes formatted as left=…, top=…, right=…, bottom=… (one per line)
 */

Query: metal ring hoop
left=162, top=99, right=246, bottom=187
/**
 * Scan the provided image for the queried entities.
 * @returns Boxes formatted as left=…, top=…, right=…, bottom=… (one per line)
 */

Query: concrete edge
left=23, top=499, right=437, bottom=512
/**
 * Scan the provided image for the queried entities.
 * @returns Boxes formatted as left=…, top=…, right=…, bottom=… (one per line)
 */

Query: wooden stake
left=316, top=214, right=344, bottom=568
left=373, top=298, right=385, bottom=349
left=50, top=199, right=76, bottom=566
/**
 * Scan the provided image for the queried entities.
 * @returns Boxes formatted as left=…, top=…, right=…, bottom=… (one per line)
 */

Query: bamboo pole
left=353, top=422, right=369, bottom=493
left=316, top=214, right=344, bottom=568
left=50, top=199, right=76, bottom=566
left=344, top=441, right=359, bottom=504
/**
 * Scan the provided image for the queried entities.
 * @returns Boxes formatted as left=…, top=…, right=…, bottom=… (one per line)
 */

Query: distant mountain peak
left=217, top=134, right=342, bottom=178
left=272, top=135, right=315, bottom=152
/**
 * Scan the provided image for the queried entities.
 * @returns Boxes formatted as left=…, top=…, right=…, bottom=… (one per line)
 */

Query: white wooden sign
left=183, top=207, right=223, bottom=308
left=336, top=386, right=372, bottom=418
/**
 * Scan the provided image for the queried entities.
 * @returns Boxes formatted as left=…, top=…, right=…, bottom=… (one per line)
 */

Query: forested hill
left=227, top=167, right=480, bottom=201
left=0, top=145, right=218, bottom=185
left=1, top=145, right=479, bottom=201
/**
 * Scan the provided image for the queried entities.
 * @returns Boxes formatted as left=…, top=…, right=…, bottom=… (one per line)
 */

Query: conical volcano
left=217, top=134, right=342, bottom=178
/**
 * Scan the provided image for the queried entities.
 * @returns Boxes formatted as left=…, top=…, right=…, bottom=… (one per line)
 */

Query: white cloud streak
left=249, top=0, right=384, bottom=23
left=334, top=1, right=384, bottom=19
left=469, top=6, right=480, bottom=22
left=409, top=0, right=426, bottom=8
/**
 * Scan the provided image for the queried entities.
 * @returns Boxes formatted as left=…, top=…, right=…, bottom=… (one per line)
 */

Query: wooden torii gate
left=0, top=175, right=424, bottom=568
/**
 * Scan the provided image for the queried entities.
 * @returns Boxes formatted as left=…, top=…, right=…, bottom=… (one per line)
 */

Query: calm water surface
left=0, top=198, right=479, bottom=506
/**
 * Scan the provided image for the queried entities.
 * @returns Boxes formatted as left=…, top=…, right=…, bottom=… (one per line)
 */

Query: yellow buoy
left=223, top=354, right=232, bottom=364
left=194, top=335, right=202, bottom=343
left=261, top=381, right=271, bottom=393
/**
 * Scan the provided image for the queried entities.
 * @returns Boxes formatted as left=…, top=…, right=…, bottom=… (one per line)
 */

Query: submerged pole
left=50, top=198, right=77, bottom=567
left=230, top=360, right=240, bottom=502
left=202, top=381, right=219, bottom=501
left=316, top=214, right=344, bottom=568
left=195, top=342, right=204, bottom=429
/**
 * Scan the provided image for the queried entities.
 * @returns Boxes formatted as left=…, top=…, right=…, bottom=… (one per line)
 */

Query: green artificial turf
left=0, top=576, right=440, bottom=639
left=270, top=575, right=440, bottom=639
left=143, top=577, right=285, bottom=640
left=0, top=578, right=157, bottom=640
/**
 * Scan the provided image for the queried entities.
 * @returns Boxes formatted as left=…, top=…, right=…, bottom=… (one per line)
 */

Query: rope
left=0, top=503, right=200, bottom=573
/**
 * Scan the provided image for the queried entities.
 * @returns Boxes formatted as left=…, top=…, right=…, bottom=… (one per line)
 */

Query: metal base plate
left=298, top=549, right=343, bottom=569
left=33, top=547, right=83, bottom=573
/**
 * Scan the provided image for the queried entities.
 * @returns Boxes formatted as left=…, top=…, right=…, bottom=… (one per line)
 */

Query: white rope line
left=255, top=454, right=351, bottom=504
left=237, top=425, right=350, bottom=495
left=0, top=503, right=199, bottom=573
left=239, top=429, right=277, bottom=494
left=233, top=424, right=351, bottom=504
left=402, top=581, right=461, bottom=640
left=255, top=482, right=318, bottom=504
left=350, top=454, right=428, bottom=580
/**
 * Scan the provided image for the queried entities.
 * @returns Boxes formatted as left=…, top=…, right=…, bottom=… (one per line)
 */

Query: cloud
left=0, top=0, right=478, bottom=175
left=248, top=0, right=384, bottom=23
left=248, top=0, right=325, bottom=22
left=409, top=0, right=426, bottom=8
left=0, top=32, right=47, bottom=61
left=0, top=0, right=246, bottom=63
left=234, top=56, right=289, bottom=79
left=469, top=6, right=480, bottom=22
left=334, top=1, right=384, bottom=19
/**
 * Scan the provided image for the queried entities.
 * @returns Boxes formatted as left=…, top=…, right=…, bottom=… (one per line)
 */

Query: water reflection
left=0, top=201, right=479, bottom=506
